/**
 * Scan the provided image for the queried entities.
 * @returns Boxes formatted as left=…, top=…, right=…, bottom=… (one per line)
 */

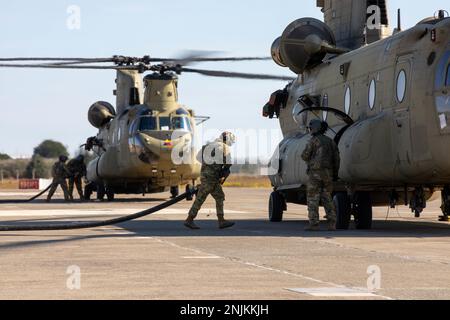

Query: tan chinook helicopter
left=264, top=0, right=450, bottom=229
left=0, top=55, right=292, bottom=201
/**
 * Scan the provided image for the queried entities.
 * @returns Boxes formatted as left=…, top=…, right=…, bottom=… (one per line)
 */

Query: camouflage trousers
left=47, top=178, right=71, bottom=201
left=188, top=177, right=225, bottom=219
left=306, top=169, right=336, bottom=225
left=69, top=176, right=84, bottom=199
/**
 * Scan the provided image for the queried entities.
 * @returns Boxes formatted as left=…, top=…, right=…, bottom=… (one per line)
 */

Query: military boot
left=184, top=215, right=200, bottom=230
left=217, top=215, right=235, bottom=229
left=304, top=223, right=320, bottom=231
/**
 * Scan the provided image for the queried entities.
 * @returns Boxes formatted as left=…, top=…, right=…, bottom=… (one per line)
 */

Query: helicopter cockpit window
left=158, top=116, right=192, bottom=131
left=172, top=116, right=192, bottom=131
left=176, top=108, right=189, bottom=115
left=139, top=116, right=157, bottom=131
left=159, top=117, right=171, bottom=131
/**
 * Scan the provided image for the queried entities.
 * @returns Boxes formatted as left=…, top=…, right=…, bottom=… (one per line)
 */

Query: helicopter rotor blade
left=0, top=63, right=138, bottom=70
left=0, top=56, right=271, bottom=65
left=0, top=57, right=113, bottom=62
left=180, top=67, right=295, bottom=81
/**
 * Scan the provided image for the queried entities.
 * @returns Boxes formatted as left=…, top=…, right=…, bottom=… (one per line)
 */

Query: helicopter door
left=434, top=49, right=450, bottom=134
left=392, top=55, right=413, bottom=162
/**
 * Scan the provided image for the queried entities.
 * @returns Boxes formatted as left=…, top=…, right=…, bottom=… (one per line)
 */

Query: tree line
left=0, top=140, right=69, bottom=179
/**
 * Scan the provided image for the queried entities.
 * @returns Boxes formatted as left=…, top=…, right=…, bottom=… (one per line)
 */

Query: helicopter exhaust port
left=271, top=18, right=348, bottom=74
left=87, top=101, right=116, bottom=128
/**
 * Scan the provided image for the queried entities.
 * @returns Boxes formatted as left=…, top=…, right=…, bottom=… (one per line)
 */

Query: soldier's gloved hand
left=221, top=168, right=231, bottom=178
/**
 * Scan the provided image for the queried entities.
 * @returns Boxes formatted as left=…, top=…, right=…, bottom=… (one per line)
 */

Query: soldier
left=46, top=155, right=71, bottom=202
left=184, top=132, right=236, bottom=230
left=67, top=155, right=87, bottom=200
left=301, top=119, right=340, bottom=231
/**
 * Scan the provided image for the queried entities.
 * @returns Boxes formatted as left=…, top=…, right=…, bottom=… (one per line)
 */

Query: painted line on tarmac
left=150, top=237, right=394, bottom=300
left=287, top=287, right=379, bottom=298
left=182, top=256, right=222, bottom=259
left=0, top=192, right=40, bottom=196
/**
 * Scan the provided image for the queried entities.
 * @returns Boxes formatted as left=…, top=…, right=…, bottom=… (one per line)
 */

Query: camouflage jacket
left=66, top=159, right=87, bottom=178
left=197, top=139, right=232, bottom=180
left=51, top=161, right=70, bottom=179
left=301, top=134, right=340, bottom=175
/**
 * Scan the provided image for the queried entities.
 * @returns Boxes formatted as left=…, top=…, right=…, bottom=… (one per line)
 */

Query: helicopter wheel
left=84, top=182, right=95, bottom=201
left=353, top=192, right=373, bottom=230
left=333, top=192, right=351, bottom=230
left=170, top=186, right=179, bottom=199
left=269, top=191, right=285, bottom=222
left=106, top=187, right=115, bottom=202
left=97, top=183, right=106, bottom=201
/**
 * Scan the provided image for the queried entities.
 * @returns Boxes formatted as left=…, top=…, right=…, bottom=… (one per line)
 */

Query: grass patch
left=223, top=175, right=272, bottom=188
left=0, top=179, right=19, bottom=190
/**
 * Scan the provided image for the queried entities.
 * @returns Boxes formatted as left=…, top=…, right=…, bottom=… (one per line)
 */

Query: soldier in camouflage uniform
left=67, top=155, right=87, bottom=200
left=184, top=132, right=236, bottom=230
left=46, top=155, right=71, bottom=202
left=301, top=119, right=340, bottom=231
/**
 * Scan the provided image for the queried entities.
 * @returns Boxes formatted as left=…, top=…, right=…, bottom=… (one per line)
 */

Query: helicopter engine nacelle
left=271, top=18, right=337, bottom=74
left=88, top=101, right=116, bottom=128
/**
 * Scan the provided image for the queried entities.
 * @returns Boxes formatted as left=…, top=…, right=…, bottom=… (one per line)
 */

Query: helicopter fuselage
left=270, top=17, right=450, bottom=206
left=85, top=72, right=201, bottom=197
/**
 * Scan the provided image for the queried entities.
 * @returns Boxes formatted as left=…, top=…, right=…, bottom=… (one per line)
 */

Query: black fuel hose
left=0, top=184, right=53, bottom=204
left=0, top=188, right=197, bottom=232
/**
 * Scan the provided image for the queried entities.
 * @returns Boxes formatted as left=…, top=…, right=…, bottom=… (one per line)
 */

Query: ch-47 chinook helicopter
left=0, top=54, right=292, bottom=201
left=264, top=0, right=450, bottom=229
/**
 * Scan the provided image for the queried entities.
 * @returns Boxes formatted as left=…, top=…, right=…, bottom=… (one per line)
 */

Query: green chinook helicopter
left=264, top=0, right=450, bottom=229
left=0, top=54, right=292, bottom=200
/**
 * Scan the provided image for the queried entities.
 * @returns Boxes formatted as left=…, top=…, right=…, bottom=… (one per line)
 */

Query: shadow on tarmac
left=0, top=217, right=449, bottom=251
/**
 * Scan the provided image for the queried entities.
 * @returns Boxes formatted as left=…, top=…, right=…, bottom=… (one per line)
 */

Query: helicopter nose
left=138, top=132, right=191, bottom=155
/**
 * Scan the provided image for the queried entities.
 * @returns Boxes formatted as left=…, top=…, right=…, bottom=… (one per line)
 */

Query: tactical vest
left=309, top=135, right=336, bottom=171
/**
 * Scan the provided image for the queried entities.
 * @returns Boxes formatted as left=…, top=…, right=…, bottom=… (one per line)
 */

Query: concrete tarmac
left=0, top=188, right=449, bottom=300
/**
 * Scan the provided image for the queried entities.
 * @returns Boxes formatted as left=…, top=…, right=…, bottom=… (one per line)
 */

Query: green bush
left=0, top=153, right=11, bottom=160
left=25, top=155, right=54, bottom=179
left=34, top=140, right=69, bottom=159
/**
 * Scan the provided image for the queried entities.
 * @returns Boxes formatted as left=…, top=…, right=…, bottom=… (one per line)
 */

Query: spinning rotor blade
left=0, top=56, right=293, bottom=81
left=0, top=57, right=112, bottom=62
left=181, top=67, right=295, bottom=81
left=0, top=63, right=135, bottom=70
left=0, top=56, right=271, bottom=65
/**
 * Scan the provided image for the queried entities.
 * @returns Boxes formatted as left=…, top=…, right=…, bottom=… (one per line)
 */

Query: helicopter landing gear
left=84, top=182, right=96, bottom=201
left=170, top=186, right=179, bottom=199
left=106, top=186, right=115, bottom=202
left=97, top=183, right=106, bottom=201
left=333, top=192, right=351, bottom=230
left=410, top=187, right=426, bottom=218
left=353, top=192, right=373, bottom=230
left=269, top=191, right=286, bottom=222
left=333, top=191, right=372, bottom=230
left=439, top=186, right=450, bottom=222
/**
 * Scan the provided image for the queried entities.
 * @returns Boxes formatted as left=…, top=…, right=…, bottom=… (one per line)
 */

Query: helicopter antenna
left=397, top=9, right=402, bottom=32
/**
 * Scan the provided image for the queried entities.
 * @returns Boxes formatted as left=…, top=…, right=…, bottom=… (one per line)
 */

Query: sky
left=0, top=0, right=448, bottom=159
